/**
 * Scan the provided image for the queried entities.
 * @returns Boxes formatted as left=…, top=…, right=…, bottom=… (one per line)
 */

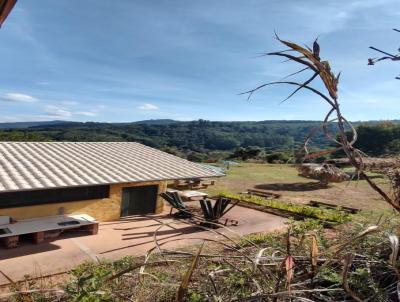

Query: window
left=0, top=185, right=110, bottom=209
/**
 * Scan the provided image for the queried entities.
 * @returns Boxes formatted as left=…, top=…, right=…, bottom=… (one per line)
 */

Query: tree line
left=0, top=120, right=398, bottom=160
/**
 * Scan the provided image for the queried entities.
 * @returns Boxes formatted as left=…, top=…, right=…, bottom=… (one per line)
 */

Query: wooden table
left=179, top=190, right=208, bottom=201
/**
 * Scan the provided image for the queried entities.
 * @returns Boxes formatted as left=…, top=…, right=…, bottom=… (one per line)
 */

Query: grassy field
left=205, top=163, right=391, bottom=210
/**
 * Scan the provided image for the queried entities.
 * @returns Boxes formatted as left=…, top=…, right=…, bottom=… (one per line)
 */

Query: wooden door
left=120, top=185, right=158, bottom=216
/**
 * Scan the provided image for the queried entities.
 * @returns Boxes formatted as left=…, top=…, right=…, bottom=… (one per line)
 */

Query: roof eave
left=0, top=0, right=16, bottom=28
left=0, top=173, right=225, bottom=194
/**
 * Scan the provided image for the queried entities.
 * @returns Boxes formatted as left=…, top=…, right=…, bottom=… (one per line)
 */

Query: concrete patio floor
left=0, top=204, right=286, bottom=285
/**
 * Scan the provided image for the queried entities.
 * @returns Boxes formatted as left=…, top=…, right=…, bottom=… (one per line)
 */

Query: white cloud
left=61, top=100, right=79, bottom=106
left=43, top=105, right=72, bottom=118
left=76, top=111, right=97, bottom=117
left=138, top=103, right=159, bottom=110
left=0, top=92, right=38, bottom=103
left=290, top=0, right=400, bottom=36
left=38, top=102, right=103, bottom=120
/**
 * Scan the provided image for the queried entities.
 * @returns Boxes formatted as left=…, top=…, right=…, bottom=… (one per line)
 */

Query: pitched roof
left=0, top=142, right=224, bottom=192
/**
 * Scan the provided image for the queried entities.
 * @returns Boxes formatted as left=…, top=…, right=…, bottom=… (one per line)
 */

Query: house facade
left=0, top=142, right=223, bottom=221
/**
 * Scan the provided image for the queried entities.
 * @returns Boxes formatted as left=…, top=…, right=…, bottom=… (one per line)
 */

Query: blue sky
left=0, top=0, right=399, bottom=122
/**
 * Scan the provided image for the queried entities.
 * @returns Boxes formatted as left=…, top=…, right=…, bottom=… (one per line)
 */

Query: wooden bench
left=0, top=214, right=98, bottom=249
left=245, top=188, right=281, bottom=199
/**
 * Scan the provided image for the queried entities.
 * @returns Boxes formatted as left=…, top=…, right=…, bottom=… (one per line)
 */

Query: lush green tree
left=354, top=122, right=400, bottom=156
left=1, top=120, right=398, bottom=158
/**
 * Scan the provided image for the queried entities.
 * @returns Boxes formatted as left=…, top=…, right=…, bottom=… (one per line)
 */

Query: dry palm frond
left=176, top=242, right=204, bottom=302
left=389, top=235, right=400, bottom=266
left=342, top=253, right=363, bottom=302
left=388, top=168, right=400, bottom=204
left=369, top=29, right=400, bottom=79
left=309, top=234, right=318, bottom=272
left=297, top=163, right=349, bottom=185
left=242, top=34, right=400, bottom=212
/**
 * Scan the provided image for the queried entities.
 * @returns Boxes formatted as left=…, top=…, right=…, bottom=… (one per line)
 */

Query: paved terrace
left=0, top=204, right=286, bottom=285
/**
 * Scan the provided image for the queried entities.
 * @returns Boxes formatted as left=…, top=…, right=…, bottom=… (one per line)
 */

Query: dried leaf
left=310, top=234, right=318, bottom=269
left=313, top=39, right=320, bottom=59
left=285, top=255, right=295, bottom=285
left=280, top=72, right=319, bottom=103
left=282, top=67, right=310, bottom=80
left=342, top=253, right=363, bottom=302
left=286, top=228, right=291, bottom=255
left=397, top=282, right=400, bottom=301
left=176, top=242, right=204, bottom=302
left=357, top=225, right=379, bottom=237
left=389, top=235, right=399, bottom=265
left=254, top=247, right=269, bottom=270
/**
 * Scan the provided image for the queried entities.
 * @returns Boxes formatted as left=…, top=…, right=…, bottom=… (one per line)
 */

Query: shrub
left=219, top=192, right=350, bottom=223
left=265, top=151, right=291, bottom=163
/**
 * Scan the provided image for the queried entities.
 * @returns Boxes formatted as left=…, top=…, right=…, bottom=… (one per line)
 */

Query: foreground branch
left=244, top=34, right=400, bottom=213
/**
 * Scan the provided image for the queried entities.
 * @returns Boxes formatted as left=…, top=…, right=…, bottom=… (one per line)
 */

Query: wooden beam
left=0, top=0, right=17, bottom=28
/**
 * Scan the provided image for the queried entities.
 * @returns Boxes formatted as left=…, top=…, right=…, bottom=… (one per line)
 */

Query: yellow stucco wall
left=0, top=181, right=166, bottom=222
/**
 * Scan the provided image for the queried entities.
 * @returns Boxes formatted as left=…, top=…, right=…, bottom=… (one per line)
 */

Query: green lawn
left=205, top=163, right=391, bottom=210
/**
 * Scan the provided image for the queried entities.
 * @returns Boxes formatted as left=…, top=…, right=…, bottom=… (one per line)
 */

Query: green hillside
left=0, top=120, right=399, bottom=157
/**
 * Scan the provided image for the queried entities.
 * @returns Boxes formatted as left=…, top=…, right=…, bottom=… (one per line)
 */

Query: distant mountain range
left=0, top=119, right=398, bottom=129
left=132, top=119, right=179, bottom=125
left=0, top=120, right=73, bottom=129
left=0, top=119, right=398, bottom=153
left=0, top=119, right=179, bottom=129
